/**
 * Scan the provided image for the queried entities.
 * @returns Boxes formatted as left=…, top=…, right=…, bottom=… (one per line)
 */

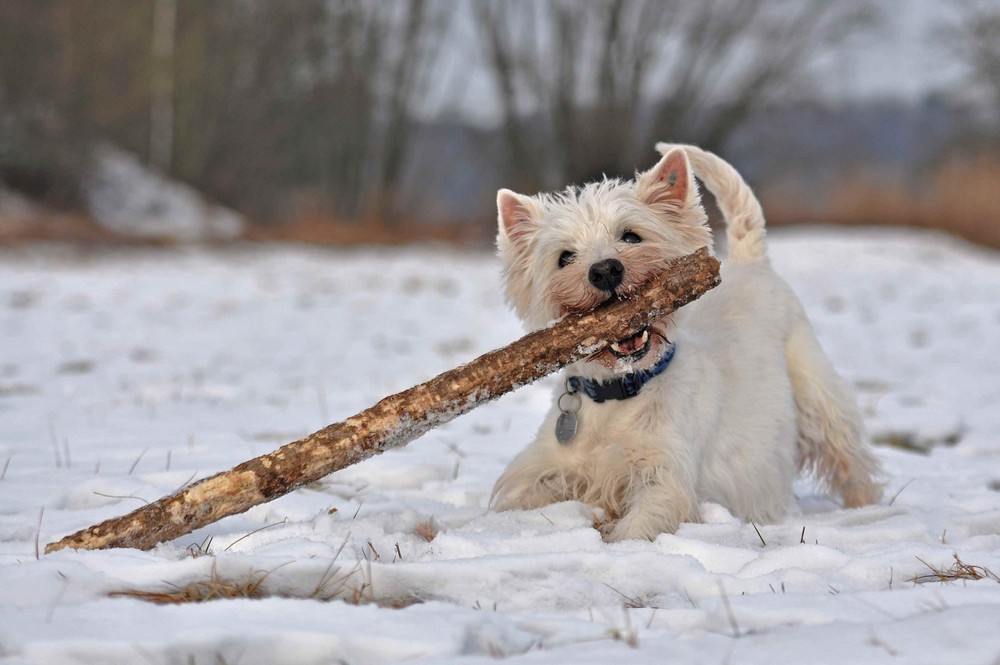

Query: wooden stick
left=46, top=248, right=720, bottom=552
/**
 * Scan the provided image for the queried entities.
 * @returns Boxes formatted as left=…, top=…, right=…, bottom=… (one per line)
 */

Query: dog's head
left=496, top=148, right=710, bottom=373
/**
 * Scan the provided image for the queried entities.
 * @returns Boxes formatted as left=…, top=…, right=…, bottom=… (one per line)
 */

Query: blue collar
left=567, top=343, right=676, bottom=403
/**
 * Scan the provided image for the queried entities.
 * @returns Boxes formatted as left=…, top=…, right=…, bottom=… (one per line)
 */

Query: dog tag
left=555, top=411, right=578, bottom=444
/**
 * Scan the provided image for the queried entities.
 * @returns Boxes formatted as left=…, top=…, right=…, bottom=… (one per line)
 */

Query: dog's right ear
left=638, top=147, right=693, bottom=208
left=497, top=189, right=539, bottom=247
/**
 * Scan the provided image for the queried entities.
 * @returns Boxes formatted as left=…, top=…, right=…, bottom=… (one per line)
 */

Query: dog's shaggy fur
left=490, top=143, right=883, bottom=541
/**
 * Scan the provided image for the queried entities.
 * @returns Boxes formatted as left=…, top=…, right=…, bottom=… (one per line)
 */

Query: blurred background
left=0, top=0, right=998, bottom=247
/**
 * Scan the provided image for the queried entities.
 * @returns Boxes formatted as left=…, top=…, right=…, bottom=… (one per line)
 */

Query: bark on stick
left=46, top=248, right=720, bottom=552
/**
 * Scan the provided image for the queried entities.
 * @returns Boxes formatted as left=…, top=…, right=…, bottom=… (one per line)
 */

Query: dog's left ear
left=497, top=189, right=540, bottom=247
left=637, top=147, right=692, bottom=207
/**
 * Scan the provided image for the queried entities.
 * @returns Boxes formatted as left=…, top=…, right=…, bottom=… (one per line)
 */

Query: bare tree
left=150, top=0, right=177, bottom=172
left=13, top=0, right=877, bottom=228
left=373, top=1, right=453, bottom=219
left=949, top=1, right=1000, bottom=132
left=475, top=0, right=874, bottom=189
left=0, top=1, right=152, bottom=203
left=474, top=1, right=550, bottom=189
left=162, top=0, right=450, bottom=221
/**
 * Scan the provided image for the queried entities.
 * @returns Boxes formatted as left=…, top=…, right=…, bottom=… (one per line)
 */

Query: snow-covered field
left=1, top=228, right=999, bottom=664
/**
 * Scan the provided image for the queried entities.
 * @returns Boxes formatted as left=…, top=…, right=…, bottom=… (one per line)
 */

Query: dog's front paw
left=603, top=514, right=664, bottom=542
left=601, top=499, right=698, bottom=541
left=596, top=516, right=620, bottom=541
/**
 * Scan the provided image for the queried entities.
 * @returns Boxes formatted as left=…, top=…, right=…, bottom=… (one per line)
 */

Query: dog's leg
left=491, top=439, right=572, bottom=511
left=786, top=322, right=883, bottom=508
left=605, top=444, right=701, bottom=541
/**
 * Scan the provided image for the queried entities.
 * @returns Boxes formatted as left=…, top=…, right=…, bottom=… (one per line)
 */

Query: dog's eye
left=558, top=251, right=575, bottom=268
left=621, top=231, right=642, bottom=244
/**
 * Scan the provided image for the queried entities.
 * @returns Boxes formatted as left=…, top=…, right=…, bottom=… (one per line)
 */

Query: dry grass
left=110, top=567, right=267, bottom=604
left=245, top=215, right=490, bottom=248
left=762, top=150, right=1000, bottom=249
left=0, top=210, right=182, bottom=247
left=414, top=518, right=439, bottom=542
left=871, top=428, right=964, bottom=455
left=909, top=555, right=1000, bottom=585
left=0, top=383, right=39, bottom=397
left=111, top=559, right=423, bottom=609
left=5, top=148, right=998, bottom=251
left=4, top=133, right=1000, bottom=254
left=0, top=200, right=492, bottom=249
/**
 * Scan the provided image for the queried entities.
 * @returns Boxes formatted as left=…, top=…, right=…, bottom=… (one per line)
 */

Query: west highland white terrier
left=490, top=143, right=883, bottom=541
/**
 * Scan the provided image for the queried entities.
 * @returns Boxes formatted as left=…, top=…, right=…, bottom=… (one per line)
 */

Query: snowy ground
left=1, top=228, right=999, bottom=664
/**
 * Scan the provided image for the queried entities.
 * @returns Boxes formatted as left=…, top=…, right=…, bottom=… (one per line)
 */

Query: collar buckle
left=599, top=380, right=631, bottom=402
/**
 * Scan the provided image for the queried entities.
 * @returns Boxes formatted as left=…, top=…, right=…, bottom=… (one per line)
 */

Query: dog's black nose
left=588, top=259, right=624, bottom=292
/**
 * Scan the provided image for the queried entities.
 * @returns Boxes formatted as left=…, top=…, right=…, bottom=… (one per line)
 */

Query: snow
left=2, top=228, right=1000, bottom=664
left=83, top=145, right=244, bottom=242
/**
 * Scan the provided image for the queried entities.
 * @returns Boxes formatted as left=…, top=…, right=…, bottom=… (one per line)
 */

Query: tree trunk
left=46, top=248, right=720, bottom=553
left=150, top=0, right=177, bottom=173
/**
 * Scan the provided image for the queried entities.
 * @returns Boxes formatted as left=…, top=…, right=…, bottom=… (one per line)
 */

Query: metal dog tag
left=555, top=411, right=578, bottom=445
left=556, top=381, right=582, bottom=445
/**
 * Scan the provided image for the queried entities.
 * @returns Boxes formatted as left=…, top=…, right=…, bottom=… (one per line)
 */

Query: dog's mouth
left=608, top=326, right=651, bottom=361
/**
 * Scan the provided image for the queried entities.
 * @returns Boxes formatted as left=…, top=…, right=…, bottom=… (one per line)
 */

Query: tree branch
left=46, top=248, right=720, bottom=553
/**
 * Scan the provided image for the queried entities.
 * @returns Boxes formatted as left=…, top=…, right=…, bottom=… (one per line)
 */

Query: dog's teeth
left=610, top=342, right=622, bottom=353
left=640, top=330, right=649, bottom=344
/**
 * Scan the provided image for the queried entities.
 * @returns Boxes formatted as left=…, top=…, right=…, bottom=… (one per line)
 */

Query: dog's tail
left=655, top=143, right=766, bottom=262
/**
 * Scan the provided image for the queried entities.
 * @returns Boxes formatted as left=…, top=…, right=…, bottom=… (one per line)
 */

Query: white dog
left=490, top=143, right=882, bottom=541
